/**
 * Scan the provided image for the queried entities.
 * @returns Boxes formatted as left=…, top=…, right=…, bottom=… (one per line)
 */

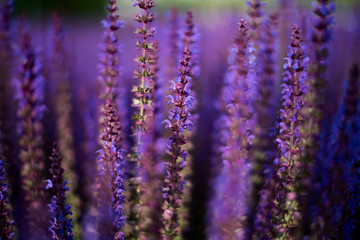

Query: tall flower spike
left=47, top=143, right=73, bottom=240
left=51, top=13, right=80, bottom=237
left=0, top=1, right=18, bottom=214
left=335, top=64, right=360, bottom=239
left=208, top=19, right=254, bottom=240
left=246, top=0, right=264, bottom=43
left=167, top=8, right=180, bottom=81
left=315, top=64, right=360, bottom=239
left=138, top=41, right=163, bottom=240
left=161, top=17, right=195, bottom=240
left=272, top=25, right=308, bottom=240
left=97, top=1, right=126, bottom=238
left=299, top=0, right=335, bottom=237
left=99, top=0, right=123, bottom=105
left=17, top=32, right=48, bottom=239
left=178, top=11, right=199, bottom=235
left=251, top=13, right=279, bottom=239
left=0, top=134, right=15, bottom=240
left=97, top=100, right=126, bottom=240
left=129, top=0, right=156, bottom=238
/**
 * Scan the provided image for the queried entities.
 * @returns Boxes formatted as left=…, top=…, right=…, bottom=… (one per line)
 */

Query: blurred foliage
left=12, top=0, right=360, bottom=16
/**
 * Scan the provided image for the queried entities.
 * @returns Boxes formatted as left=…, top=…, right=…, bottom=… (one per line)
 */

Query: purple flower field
left=0, top=0, right=360, bottom=239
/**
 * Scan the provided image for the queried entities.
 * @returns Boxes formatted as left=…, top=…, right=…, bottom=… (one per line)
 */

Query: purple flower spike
left=208, top=20, right=255, bottom=240
left=99, top=0, right=123, bottom=105
left=161, top=11, right=196, bottom=240
left=97, top=100, right=126, bottom=240
left=47, top=143, right=73, bottom=240
left=129, top=0, right=157, bottom=238
left=272, top=26, right=308, bottom=240
left=17, top=32, right=48, bottom=239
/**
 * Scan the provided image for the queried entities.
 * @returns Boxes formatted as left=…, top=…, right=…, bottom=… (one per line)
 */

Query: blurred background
left=13, top=0, right=360, bottom=16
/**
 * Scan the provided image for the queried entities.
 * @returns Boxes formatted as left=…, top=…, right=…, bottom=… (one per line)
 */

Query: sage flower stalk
left=99, top=0, right=123, bottom=104
left=251, top=13, right=279, bottom=239
left=322, top=64, right=360, bottom=239
left=300, top=1, right=335, bottom=237
left=17, top=33, right=48, bottom=239
left=97, top=100, right=126, bottom=240
left=208, top=20, right=254, bottom=240
left=161, top=19, right=195, bottom=239
left=138, top=41, right=163, bottom=240
left=52, top=13, right=80, bottom=237
left=47, top=143, right=73, bottom=240
left=272, top=25, right=308, bottom=240
left=0, top=0, right=19, bottom=211
left=129, top=1, right=156, bottom=238
left=97, top=1, right=126, bottom=238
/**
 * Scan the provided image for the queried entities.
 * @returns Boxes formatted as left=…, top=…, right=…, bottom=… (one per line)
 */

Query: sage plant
left=161, top=18, right=195, bottom=239
left=208, top=20, right=254, bottom=240
left=17, top=33, right=48, bottom=239
left=272, top=25, right=307, bottom=240
left=47, top=143, right=73, bottom=240
left=129, top=0, right=156, bottom=238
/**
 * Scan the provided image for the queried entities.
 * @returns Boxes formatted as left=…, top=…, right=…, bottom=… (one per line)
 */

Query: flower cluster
left=161, top=16, right=195, bottom=238
left=47, top=143, right=73, bottom=240
left=272, top=25, right=308, bottom=240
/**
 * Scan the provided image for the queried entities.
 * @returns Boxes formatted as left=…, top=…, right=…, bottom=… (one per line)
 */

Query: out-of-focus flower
left=208, top=20, right=254, bottom=240
left=17, top=32, right=48, bottom=239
